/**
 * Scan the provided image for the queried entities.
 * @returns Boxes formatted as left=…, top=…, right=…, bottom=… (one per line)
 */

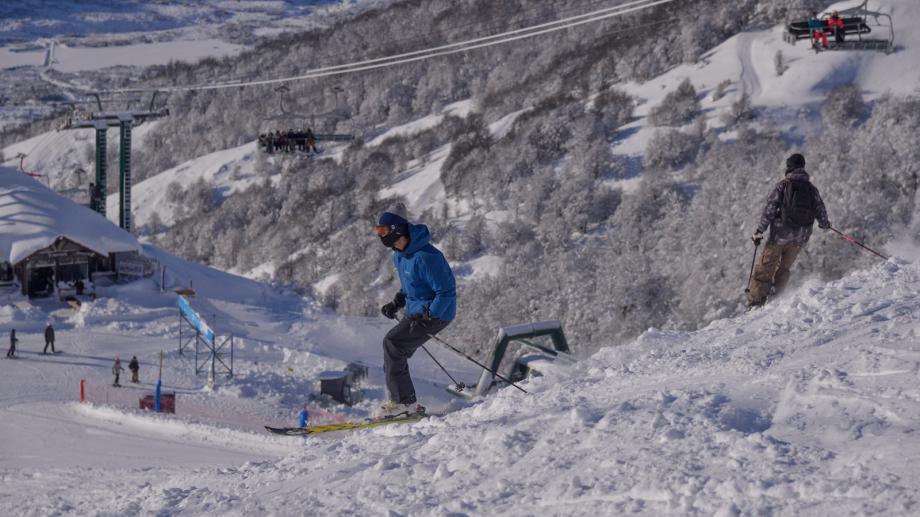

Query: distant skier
left=112, top=357, right=124, bottom=387
left=299, top=404, right=309, bottom=428
left=43, top=322, right=56, bottom=354
left=747, top=153, right=830, bottom=307
left=808, top=11, right=828, bottom=49
left=305, top=128, right=318, bottom=154
left=6, top=329, right=17, bottom=358
left=129, top=356, right=140, bottom=383
left=828, top=10, right=845, bottom=44
left=375, top=212, right=456, bottom=417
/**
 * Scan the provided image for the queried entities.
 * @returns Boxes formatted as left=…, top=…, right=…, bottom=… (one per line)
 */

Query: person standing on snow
left=112, top=357, right=124, bottom=387
left=43, top=322, right=56, bottom=354
left=6, top=329, right=17, bottom=358
left=129, top=356, right=140, bottom=383
left=747, top=153, right=830, bottom=307
left=299, top=404, right=309, bottom=428
left=375, top=212, right=456, bottom=417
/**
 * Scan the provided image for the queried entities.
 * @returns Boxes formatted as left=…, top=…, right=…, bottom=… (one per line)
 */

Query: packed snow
left=2, top=229, right=919, bottom=513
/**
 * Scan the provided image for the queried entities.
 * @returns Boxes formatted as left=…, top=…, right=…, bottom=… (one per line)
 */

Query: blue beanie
left=378, top=212, right=409, bottom=235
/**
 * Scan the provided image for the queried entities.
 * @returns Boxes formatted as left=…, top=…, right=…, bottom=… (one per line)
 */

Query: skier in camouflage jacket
left=747, top=153, right=830, bottom=306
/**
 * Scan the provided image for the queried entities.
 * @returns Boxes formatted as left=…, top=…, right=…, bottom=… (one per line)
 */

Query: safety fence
left=78, top=378, right=350, bottom=431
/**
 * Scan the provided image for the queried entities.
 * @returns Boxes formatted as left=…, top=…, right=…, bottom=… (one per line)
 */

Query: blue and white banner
left=178, top=295, right=215, bottom=345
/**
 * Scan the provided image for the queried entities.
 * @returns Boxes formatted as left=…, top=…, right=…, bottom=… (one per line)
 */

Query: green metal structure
left=94, top=126, right=107, bottom=215
left=63, top=101, right=168, bottom=232
left=119, top=120, right=132, bottom=232
left=448, top=320, right=570, bottom=398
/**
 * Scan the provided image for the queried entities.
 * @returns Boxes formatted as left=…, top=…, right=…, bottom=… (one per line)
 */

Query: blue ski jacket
left=299, top=408, right=309, bottom=428
left=393, top=224, right=456, bottom=321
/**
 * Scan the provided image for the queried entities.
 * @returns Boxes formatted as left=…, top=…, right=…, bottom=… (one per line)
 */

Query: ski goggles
left=375, top=224, right=395, bottom=237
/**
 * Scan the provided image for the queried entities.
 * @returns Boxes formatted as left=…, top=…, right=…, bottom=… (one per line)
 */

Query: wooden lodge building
left=0, top=168, right=141, bottom=298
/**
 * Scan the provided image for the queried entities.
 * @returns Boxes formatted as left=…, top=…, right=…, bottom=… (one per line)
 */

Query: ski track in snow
left=738, top=31, right=762, bottom=98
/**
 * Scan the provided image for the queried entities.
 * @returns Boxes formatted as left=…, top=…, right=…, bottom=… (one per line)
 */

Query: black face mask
left=380, top=232, right=400, bottom=249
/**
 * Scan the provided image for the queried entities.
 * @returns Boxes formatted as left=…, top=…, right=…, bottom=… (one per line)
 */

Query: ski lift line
left=101, top=0, right=677, bottom=95
left=131, top=0, right=660, bottom=95
left=53, top=0, right=661, bottom=98
left=186, top=0, right=671, bottom=89
left=269, top=0, right=661, bottom=77
left=302, top=0, right=622, bottom=71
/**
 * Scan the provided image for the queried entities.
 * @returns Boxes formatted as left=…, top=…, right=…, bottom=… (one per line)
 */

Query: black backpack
left=781, top=179, right=816, bottom=227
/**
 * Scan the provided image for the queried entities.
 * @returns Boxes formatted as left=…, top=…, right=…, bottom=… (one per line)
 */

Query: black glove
left=819, top=221, right=831, bottom=230
left=751, top=232, right=764, bottom=246
left=381, top=302, right=398, bottom=319
left=380, top=292, right=406, bottom=320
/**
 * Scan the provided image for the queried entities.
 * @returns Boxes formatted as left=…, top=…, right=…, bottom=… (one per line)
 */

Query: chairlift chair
left=783, top=1, right=893, bottom=53
left=258, top=85, right=355, bottom=154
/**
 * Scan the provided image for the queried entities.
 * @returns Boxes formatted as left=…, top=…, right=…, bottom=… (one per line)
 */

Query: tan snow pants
left=747, top=243, right=801, bottom=305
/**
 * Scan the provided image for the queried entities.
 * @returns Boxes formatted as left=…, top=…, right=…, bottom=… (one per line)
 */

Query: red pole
left=80, top=379, right=85, bottom=402
left=830, top=227, right=889, bottom=260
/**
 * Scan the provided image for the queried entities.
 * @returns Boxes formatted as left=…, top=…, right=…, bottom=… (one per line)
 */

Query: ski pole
left=419, top=344, right=467, bottom=392
left=425, top=333, right=528, bottom=394
left=744, top=240, right=760, bottom=293
left=830, top=227, right=888, bottom=260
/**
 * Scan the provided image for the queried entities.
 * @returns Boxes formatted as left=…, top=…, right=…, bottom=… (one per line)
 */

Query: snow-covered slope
left=108, top=141, right=266, bottom=229
left=613, top=0, right=920, bottom=159
left=3, top=242, right=919, bottom=514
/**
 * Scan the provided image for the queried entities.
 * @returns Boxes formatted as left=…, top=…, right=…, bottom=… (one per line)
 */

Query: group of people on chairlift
left=808, top=10, right=847, bottom=49
left=258, top=128, right=318, bottom=154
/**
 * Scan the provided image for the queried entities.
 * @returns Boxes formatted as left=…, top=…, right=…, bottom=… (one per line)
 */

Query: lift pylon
left=62, top=94, right=168, bottom=232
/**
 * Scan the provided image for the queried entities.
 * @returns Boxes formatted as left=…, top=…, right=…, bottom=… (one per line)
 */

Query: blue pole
left=155, top=380, right=161, bottom=413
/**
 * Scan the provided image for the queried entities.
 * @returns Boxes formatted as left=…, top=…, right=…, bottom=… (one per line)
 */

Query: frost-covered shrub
left=774, top=50, right=788, bottom=76
left=821, top=83, right=866, bottom=129
left=648, top=78, right=700, bottom=126
left=721, top=92, right=755, bottom=128
left=592, top=88, right=634, bottom=138
left=528, top=122, right=571, bottom=165
left=645, top=129, right=702, bottom=170
left=712, top=79, right=732, bottom=102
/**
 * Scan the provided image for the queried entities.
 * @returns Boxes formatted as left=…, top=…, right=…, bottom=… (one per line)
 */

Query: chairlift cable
left=306, top=0, right=628, bottom=69
left=99, top=0, right=676, bottom=94
left=263, top=0, right=662, bottom=79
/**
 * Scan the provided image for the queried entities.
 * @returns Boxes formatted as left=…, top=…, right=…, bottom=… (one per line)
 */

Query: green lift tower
left=63, top=103, right=168, bottom=233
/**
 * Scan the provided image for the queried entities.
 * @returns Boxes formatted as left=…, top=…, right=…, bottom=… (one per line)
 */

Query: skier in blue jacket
left=298, top=404, right=309, bottom=428
left=375, top=212, right=456, bottom=417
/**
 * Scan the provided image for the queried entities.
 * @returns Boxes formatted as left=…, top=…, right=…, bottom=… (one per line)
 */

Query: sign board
left=178, top=295, right=215, bottom=345
left=117, top=260, right=146, bottom=277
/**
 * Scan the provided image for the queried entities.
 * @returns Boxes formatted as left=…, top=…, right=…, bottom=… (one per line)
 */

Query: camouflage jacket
left=756, top=169, right=829, bottom=247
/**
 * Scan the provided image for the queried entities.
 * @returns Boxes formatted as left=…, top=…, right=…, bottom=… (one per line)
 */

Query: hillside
left=21, top=0, right=912, bottom=354
left=1, top=217, right=918, bottom=514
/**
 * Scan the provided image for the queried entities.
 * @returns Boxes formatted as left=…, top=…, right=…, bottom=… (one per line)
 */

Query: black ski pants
left=43, top=338, right=55, bottom=354
left=383, top=317, right=451, bottom=404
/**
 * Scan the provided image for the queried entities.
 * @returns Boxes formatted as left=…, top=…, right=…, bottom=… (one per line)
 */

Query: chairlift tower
left=62, top=94, right=168, bottom=233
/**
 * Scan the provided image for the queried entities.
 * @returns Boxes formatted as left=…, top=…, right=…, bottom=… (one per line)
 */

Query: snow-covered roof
left=0, top=167, right=139, bottom=265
